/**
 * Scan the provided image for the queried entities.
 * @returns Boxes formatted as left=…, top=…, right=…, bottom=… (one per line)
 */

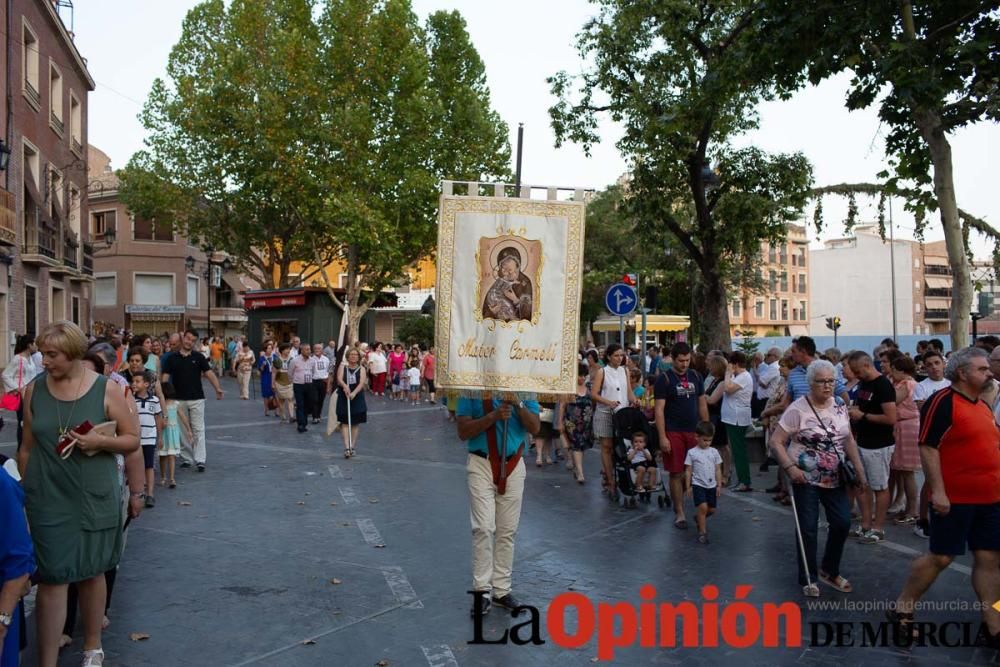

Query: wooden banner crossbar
left=441, top=180, right=594, bottom=202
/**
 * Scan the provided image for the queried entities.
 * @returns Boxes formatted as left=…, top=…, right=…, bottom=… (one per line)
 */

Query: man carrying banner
left=457, top=395, right=540, bottom=615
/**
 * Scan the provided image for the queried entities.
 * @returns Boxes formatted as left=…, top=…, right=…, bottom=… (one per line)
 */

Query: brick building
left=88, top=145, right=251, bottom=338
left=0, top=0, right=94, bottom=367
left=729, top=223, right=812, bottom=338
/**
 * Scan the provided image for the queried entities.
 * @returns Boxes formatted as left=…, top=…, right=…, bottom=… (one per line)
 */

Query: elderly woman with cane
left=769, top=359, right=867, bottom=598
left=335, top=348, right=368, bottom=458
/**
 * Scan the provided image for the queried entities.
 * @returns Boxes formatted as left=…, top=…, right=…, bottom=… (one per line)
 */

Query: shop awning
left=592, top=314, right=690, bottom=333
left=924, top=276, right=952, bottom=289
left=924, top=255, right=948, bottom=266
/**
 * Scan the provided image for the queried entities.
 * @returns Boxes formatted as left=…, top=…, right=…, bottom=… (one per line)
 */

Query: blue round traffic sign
left=605, top=283, right=637, bottom=316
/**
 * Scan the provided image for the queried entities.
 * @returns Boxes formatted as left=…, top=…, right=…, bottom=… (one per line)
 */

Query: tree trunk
left=914, top=109, right=971, bottom=351
left=698, top=268, right=732, bottom=351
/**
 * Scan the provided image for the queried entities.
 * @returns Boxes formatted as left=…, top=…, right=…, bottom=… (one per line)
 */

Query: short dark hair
left=729, top=350, right=748, bottom=367
left=184, top=328, right=199, bottom=339
left=671, top=342, right=692, bottom=358
left=922, top=350, right=944, bottom=364
left=82, top=350, right=106, bottom=374
left=127, top=346, right=148, bottom=363
left=928, top=338, right=945, bottom=352
left=162, top=382, right=177, bottom=400
left=695, top=421, right=715, bottom=438
left=882, top=348, right=903, bottom=365
left=847, top=350, right=872, bottom=367
left=975, top=335, right=1000, bottom=352
left=880, top=337, right=898, bottom=349
left=132, top=369, right=154, bottom=385
left=631, top=431, right=647, bottom=442
left=278, top=342, right=291, bottom=353
left=577, top=363, right=588, bottom=376
left=792, top=336, right=816, bottom=356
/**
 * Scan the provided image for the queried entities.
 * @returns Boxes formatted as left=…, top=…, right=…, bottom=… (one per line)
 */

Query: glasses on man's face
left=812, top=379, right=836, bottom=385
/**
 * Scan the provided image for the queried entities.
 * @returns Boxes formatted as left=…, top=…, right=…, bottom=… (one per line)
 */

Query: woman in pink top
left=421, top=347, right=436, bottom=404
left=888, top=356, right=920, bottom=524
left=387, top=344, right=407, bottom=401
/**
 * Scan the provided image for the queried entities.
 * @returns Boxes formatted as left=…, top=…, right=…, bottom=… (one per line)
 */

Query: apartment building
left=89, top=146, right=250, bottom=337
left=729, top=223, right=812, bottom=338
left=0, top=0, right=94, bottom=367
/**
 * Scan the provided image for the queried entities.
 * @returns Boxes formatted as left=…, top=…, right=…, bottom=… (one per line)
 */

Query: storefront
left=591, top=314, right=691, bottom=348
left=125, top=305, right=186, bottom=337
left=244, top=287, right=395, bottom=351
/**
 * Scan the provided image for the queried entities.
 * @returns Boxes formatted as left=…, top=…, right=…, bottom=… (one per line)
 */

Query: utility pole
left=889, top=197, right=898, bottom=340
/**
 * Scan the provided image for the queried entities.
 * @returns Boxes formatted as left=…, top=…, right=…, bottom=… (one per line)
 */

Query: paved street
left=3, top=378, right=998, bottom=666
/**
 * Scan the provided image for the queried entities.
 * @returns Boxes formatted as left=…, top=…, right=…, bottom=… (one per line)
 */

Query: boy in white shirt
left=406, top=361, right=422, bottom=405
left=132, top=370, right=163, bottom=508
left=685, top=421, right=723, bottom=544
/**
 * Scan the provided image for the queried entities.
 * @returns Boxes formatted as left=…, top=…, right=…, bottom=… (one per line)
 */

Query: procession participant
left=310, top=343, right=331, bottom=424
left=591, top=344, right=635, bottom=495
left=235, top=341, right=255, bottom=400
left=289, top=344, right=317, bottom=433
left=160, top=330, right=224, bottom=472
left=335, top=349, right=368, bottom=458
left=18, top=322, right=144, bottom=667
left=457, top=393, right=540, bottom=615
left=890, top=347, right=1000, bottom=646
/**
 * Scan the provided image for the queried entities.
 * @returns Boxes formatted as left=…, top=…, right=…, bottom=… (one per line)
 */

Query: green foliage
left=734, top=330, right=760, bottom=355
left=395, top=314, right=435, bottom=349
left=550, top=1, right=814, bottom=350
left=121, top=0, right=510, bottom=308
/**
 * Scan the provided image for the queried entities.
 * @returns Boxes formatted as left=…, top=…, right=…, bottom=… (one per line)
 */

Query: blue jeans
left=791, top=483, right=851, bottom=586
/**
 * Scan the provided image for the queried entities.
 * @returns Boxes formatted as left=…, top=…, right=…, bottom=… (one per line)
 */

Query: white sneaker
left=82, top=648, right=104, bottom=667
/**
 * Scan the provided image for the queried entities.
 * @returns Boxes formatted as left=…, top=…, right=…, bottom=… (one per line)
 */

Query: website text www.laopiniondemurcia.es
left=468, top=586, right=996, bottom=660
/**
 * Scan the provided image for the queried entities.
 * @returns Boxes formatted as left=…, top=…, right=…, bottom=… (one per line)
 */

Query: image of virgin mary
left=482, top=246, right=533, bottom=322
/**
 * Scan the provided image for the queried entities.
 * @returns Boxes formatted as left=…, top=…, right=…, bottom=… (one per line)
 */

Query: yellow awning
left=925, top=298, right=950, bottom=309
left=924, top=255, right=948, bottom=266
left=924, top=276, right=952, bottom=289
left=592, top=314, right=690, bottom=333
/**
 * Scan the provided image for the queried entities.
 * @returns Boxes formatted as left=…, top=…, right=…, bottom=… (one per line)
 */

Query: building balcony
left=22, top=220, right=59, bottom=266
left=925, top=265, right=951, bottom=276
left=925, top=309, right=950, bottom=321
left=24, top=82, right=40, bottom=108
left=50, top=112, right=64, bottom=136
left=925, top=287, right=951, bottom=298
left=81, top=242, right=94, bottom=276
left=71, top=137, right=83, bottom=156
left=0, top=189, right=15, bottom=246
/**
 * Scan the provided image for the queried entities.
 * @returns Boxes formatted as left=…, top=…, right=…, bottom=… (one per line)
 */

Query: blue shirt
left=0, top=467, right=35, bottom=667
left=457, top=397, right=540, bottom=457
left=787, top=364, right=846, bottom=403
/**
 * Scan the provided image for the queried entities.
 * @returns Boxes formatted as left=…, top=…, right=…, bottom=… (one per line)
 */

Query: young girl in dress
left=159, top=383, right=192, bottom=489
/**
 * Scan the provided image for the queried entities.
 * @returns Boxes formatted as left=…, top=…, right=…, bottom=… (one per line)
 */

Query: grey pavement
left=6, top=378, right=999, bottom=666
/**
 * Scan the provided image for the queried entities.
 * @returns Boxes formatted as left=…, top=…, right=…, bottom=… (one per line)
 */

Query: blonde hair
left=35, top=320, right=88, bottom=360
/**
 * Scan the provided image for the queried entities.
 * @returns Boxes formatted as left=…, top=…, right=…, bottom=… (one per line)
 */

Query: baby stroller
left=611, top=408, right=669, bottom=509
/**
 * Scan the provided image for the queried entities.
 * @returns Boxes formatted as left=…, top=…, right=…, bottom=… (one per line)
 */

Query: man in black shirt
left=846, top=351, right=898, bottom=544
left=162, top=329, right=224, bottom=471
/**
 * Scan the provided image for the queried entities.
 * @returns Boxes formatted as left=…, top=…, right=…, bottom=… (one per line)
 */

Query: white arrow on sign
left=615, top=288, right=634, bottom=313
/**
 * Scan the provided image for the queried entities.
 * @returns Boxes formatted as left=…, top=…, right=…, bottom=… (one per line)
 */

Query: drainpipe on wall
left=5, top=0, right=13, bottom=192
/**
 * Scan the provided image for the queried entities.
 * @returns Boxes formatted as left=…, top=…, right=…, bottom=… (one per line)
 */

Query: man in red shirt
left=891, top=347, right=1000, bottom=645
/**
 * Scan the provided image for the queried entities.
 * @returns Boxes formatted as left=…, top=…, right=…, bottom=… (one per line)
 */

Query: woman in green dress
left=17, top=321, right=143, bottom=667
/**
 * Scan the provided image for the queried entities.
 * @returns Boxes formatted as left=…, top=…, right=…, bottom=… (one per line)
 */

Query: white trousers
left=177, top=399, right=206, bottom=464
left=467, top=453, right=525, bottom=598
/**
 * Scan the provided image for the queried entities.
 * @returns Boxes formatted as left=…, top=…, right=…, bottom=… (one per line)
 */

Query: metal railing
left=50, top=111, right=64, bottom=134
left=924, top=309, right=949, bottom=320
left=925, top=287, right=951, bottom=298
left=0, top=189, right=15, bottom=243
left=82, top=242, right=94, bottom=275
left=925, top=265, right=951, bottom=276
left=24, top=82, right=40, bottom=106
left=62, top=241, right=77, bottom=269
left=23, top=219, right=57, bottom=259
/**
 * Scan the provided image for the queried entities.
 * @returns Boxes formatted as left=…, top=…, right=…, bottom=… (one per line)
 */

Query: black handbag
left=805, top=398, right=861, bottom=487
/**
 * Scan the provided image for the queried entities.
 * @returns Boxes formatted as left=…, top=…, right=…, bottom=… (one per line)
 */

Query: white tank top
left=599, top=364, right=628, bottom=413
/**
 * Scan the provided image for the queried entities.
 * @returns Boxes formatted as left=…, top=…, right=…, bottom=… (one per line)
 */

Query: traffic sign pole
left=619, top=316, right=625, bottom=348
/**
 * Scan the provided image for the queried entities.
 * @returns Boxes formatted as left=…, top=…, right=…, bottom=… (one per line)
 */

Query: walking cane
left=787, top=485, right=818, bottom=596
left=346, top=366, right=353, bottom=454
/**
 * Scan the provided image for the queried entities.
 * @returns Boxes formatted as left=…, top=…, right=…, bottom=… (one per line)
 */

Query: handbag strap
left=17, top=356, right=23, bottom=390
left=804, top=397, right=838, bottom=452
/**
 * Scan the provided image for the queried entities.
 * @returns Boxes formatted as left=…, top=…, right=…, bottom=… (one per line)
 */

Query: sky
left=70, top=0, right=997, bottom=257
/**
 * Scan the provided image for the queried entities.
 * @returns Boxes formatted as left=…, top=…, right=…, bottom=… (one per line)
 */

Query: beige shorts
left=859, top=445, right=895, bottom=491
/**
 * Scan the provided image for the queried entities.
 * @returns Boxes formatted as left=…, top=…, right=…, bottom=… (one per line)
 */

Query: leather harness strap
left=482, top=399, right=523, bottom=495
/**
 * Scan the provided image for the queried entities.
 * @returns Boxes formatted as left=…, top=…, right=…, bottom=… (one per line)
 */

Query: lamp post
left=186, top=249, right=233, bottom=337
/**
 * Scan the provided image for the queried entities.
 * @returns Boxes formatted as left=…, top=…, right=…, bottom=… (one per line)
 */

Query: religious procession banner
left=435, top=195, right=585, bottom=395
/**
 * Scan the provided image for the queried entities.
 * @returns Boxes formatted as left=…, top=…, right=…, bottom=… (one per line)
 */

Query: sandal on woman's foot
left=674, top=518, right=688, bottom=530
left=819, top=571, right=853, bottom=593
left=58, top=634, right=72, bottom=649
left=344, top=450, right=351, bottom=459
left=734, top=485, right=753, bottom=493
left=802, top=583, right=820, bottom=598
left=169, top=480, right=177, bottom=489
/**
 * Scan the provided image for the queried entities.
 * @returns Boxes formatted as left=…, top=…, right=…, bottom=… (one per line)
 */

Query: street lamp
left=103, top=224, right=116, bottom=247
left=0, top=250, right=13, bottom=287
left=186, top=251, right=234, bottom=336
